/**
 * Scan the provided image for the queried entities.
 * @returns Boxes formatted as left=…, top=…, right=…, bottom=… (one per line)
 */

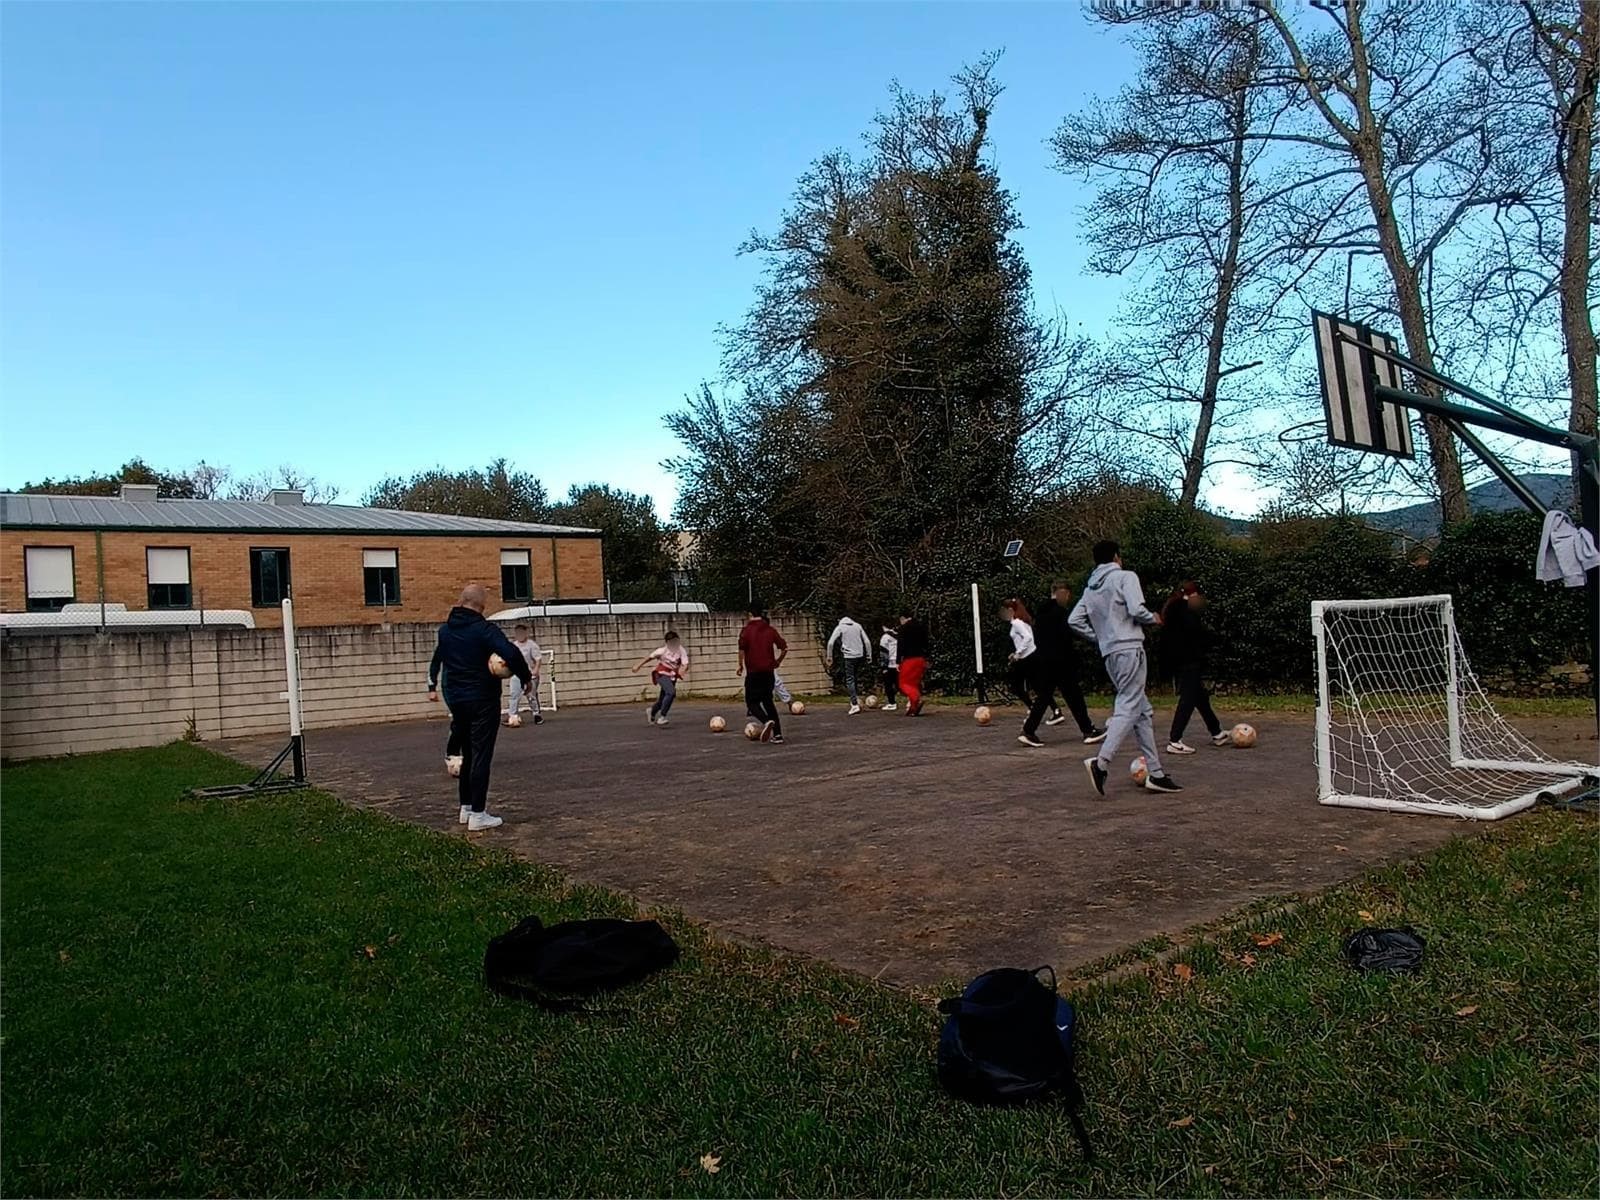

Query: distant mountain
left=1359, top=473, right=1573, bottom=540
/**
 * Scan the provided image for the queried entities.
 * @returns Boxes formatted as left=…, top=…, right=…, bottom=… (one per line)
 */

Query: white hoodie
left=1068, top=563, right=1160, bottom=656
left=826, top=616, right=873, bottom=660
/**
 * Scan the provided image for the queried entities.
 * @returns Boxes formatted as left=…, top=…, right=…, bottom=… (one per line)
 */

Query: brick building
left=0, top=486, right=604, bottom=628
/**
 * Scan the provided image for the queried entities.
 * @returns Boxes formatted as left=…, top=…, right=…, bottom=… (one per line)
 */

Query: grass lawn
left=2, top=744, right=1596, bottom=1197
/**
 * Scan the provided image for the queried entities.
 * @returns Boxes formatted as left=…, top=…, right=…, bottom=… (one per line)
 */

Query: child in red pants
left=894, top=611, right=930, bottom=716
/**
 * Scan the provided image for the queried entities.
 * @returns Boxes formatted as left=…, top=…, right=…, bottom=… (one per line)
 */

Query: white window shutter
left=362, top=549, right=398, bottom=569
left=24, top=547, right=74, bottom=597
left=146, top=548, right=191, bottom=585
left=500, top=549, right=531, bottom=566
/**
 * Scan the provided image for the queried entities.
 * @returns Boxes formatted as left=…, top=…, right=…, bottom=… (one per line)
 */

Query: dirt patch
left=222, top=701, right=1595, bottom=988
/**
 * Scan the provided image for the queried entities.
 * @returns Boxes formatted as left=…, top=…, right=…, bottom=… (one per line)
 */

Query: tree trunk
left=1180, top=89, right=1248, bottom=510
left=1561, top=3, right=1598, bottom=468
left=1340, top=0, right=1468, bottom=526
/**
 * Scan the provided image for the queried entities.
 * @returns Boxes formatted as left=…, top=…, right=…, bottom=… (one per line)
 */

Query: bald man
left=428, top=583, right=533, bottom=830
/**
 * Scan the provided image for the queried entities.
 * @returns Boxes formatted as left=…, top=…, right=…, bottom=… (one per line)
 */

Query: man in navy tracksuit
left=428, top=583, right=532, bottom=831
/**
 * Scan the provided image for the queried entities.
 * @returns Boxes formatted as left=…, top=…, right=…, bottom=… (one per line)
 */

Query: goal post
left=1313, top=595, right=1595, bottom=820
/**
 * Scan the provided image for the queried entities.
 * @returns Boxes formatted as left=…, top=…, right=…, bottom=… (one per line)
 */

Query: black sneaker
left=771, top=734, right=785, bottom=745
left=533, top=714, right=544, bottom=726
left=1018, top=733, right=1044, bottom=748
left=1144, top=773, right=1182, bottom=793
left=1084, top=757, right=1107, bottom=797
left=1083, top=726, right=1107, bottom=745
left=1045, top=711, right=1066, bottom=727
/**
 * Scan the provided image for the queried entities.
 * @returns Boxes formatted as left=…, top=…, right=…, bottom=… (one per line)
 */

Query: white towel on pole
left=1535, top=510, right=1600, bottom=587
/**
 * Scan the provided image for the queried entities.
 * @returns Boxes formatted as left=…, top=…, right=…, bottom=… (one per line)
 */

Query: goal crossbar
left=1313, top=595, right=1596, bottom=820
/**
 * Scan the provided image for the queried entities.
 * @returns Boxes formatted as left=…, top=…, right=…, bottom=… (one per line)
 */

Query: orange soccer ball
left=488, top=653, right=513, bottom=679
left=974, top=705, right=993, bottom=726
left=1230, top=723, right=1258, bottom=748
left=709, top=715, right=727, bottom=733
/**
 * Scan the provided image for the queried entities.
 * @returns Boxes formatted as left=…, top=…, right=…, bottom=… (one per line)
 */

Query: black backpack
left=937, top=966, right=1092, bottom=1159
left=484, top=916, right=679, bottom=1012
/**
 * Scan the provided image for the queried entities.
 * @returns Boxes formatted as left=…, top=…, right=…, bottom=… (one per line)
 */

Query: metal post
left=970, top=582, right=986, bottom=703
left=282, top=597, right=305, bottom=781
left=1442, top=599, right=1462, bottom=766
left=1311, top=601, right=1333, bottom=803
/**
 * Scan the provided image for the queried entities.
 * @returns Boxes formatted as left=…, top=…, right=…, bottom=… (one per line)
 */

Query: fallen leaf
left=57, top=949, right=70, bottom=965
left=699, top=1153, right=722, bottom=1175
left=1333, top=844, right=1348, bottom=853
left=1253, top=932, right=1284, bottom=948
left=1168, top=1115, right=1195, bottom=1129
left=1330, top=1156, right=1347, bottom=1166
left=1240, top=952, right=1258, bottom=968
left=363, top=945, right=377, bottom=960
left=833, top=1013, right=860, bottom=1029
left=1204, top=1165, right=1216, bottom=1176
left=1173, top=962, right=1195, bottom=983
left=1287, top=1106, right=1296, bottom=1122
left=1455, top=1005, right=1479, bottom=1017
left=1358, top=910, right=1375, bottom=922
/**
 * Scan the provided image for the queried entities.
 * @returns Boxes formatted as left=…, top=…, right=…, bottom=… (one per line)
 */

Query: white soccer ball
left=1231, top=723, right=1257, bottom=748
left=488, top=653, right=513, bottom=679
left=864, top=694, right=879, bottom=709
left=445, top=755, right=463, bottom=778
left=709, top=715, right=727, bottom=733
left=789, top=700, right=806, bottom=715
left=506, top=713, right=523, bottom=728
left=1130, top=755, right=1149, bottom=784
left=744, top=721, right=762, bottom=741
left=974, top=705, right=993, bottom=726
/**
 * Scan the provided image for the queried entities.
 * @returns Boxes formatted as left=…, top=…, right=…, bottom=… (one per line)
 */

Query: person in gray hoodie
left=1068, top=540, right=1182, bottom=796
left=824, top=615, right=874, bottom=714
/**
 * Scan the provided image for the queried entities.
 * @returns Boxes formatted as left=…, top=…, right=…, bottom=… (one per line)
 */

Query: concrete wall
left=0, top=612, right=828, bottom=761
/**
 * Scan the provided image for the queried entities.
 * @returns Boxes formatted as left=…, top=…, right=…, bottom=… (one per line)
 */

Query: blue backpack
left=937, top=966, right=1092, bottom=1159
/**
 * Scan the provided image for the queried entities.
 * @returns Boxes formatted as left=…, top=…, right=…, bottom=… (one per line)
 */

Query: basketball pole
left=283, top=596, right=306, bottom=783
left=970, top=582, right=986, bottom=703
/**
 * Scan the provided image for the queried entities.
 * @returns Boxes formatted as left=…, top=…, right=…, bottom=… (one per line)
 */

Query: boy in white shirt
left=633, top=630, right=689, bottom=726
left=507, top=623, right=544, bottom=725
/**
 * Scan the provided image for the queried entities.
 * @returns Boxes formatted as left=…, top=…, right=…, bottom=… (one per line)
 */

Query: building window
left=23, top=546, right=75, bottom=612
left=146, top=547, right=193, bottom=609
left=363, top=549, right=400, bottom=606
left=250, top=548, right=291, bottom=607
left=500, top=549, right=532, bottom=602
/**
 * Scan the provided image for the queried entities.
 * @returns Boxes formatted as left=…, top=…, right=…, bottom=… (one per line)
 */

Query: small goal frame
left=1312, top=594, right=1595, bottom=820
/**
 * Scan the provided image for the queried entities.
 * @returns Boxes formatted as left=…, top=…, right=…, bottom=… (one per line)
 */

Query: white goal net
left=1313, top=595, right=1596, bottom=819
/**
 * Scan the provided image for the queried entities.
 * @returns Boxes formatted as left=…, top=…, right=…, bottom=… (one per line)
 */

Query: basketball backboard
left=1003, top=539, right=1023, bottom=558
left=1312, top=311, right=1415, bottom=459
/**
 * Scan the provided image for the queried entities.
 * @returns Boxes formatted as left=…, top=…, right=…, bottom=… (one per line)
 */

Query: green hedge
left=910, top=503, right=1591, bottom=697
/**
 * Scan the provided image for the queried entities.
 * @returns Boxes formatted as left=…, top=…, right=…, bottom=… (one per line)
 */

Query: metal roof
left=0, top=493, right=599, bottom=537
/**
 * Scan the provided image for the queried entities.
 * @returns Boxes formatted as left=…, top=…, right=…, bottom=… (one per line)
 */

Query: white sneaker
left=1212, top=731, right=1232, bottom=746
left=646, top=707, right=656, bottom=724
left=1046, top=711, right=1066, bottom=726
left=882, top=704, right=897, bottom=712
left=656, top=717, right=670, bottom=726
left=458, top=805, right=470, bottom=825
left=848, top=704, right=861, bottom=715
left=466, top=811, right=503, bottom=831
left=1166, top=741, right=1197, bottom=755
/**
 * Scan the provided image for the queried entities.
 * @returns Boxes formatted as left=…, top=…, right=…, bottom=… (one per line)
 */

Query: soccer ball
left=709, top=715, right=727, bottom=733
left=1130, top=755, right=1150, bottom=785
left=974, top=705, right=992, bottom=726
left=506, top=712, right=522, bottom=728
left=744, top=721, right=762, bottom=740
left=789, top=700, right=806, bottom=715
left=488, top=653, right=513, bottom=679
left=864, top=694, right=879, bottom=709
left=445, top=755, right=463, bottom=778
left=1230, top=723, right=1258, bottom=748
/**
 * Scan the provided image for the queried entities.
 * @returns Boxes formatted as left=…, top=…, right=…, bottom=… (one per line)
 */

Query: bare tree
left=228, top=466, right=339, bottom=504
left=1513, top=1, right=1598, bottom=457
left=1055, top=9, right=1292, bottom=509
left=1249, top=0, right=1535, bottom=525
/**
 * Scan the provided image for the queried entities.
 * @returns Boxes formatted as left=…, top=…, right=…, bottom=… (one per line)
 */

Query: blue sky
left=2, top=1, right=1142, bottom=515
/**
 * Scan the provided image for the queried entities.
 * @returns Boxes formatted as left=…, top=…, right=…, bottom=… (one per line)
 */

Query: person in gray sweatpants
left=1069, top=540, right=1182, bottom=797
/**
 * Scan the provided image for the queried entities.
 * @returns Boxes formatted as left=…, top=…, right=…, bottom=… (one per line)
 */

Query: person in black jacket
left=1160, top=580, right=1228, bottom=754
left=895, top=611, right=931, bottom=716
left=427, top=583, right=533, bottom=830
left=1033, top=581, right=1105, bottom=744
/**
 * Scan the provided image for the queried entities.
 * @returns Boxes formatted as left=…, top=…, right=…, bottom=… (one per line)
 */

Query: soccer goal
left=1312, top=595, right=1597, bottom=819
